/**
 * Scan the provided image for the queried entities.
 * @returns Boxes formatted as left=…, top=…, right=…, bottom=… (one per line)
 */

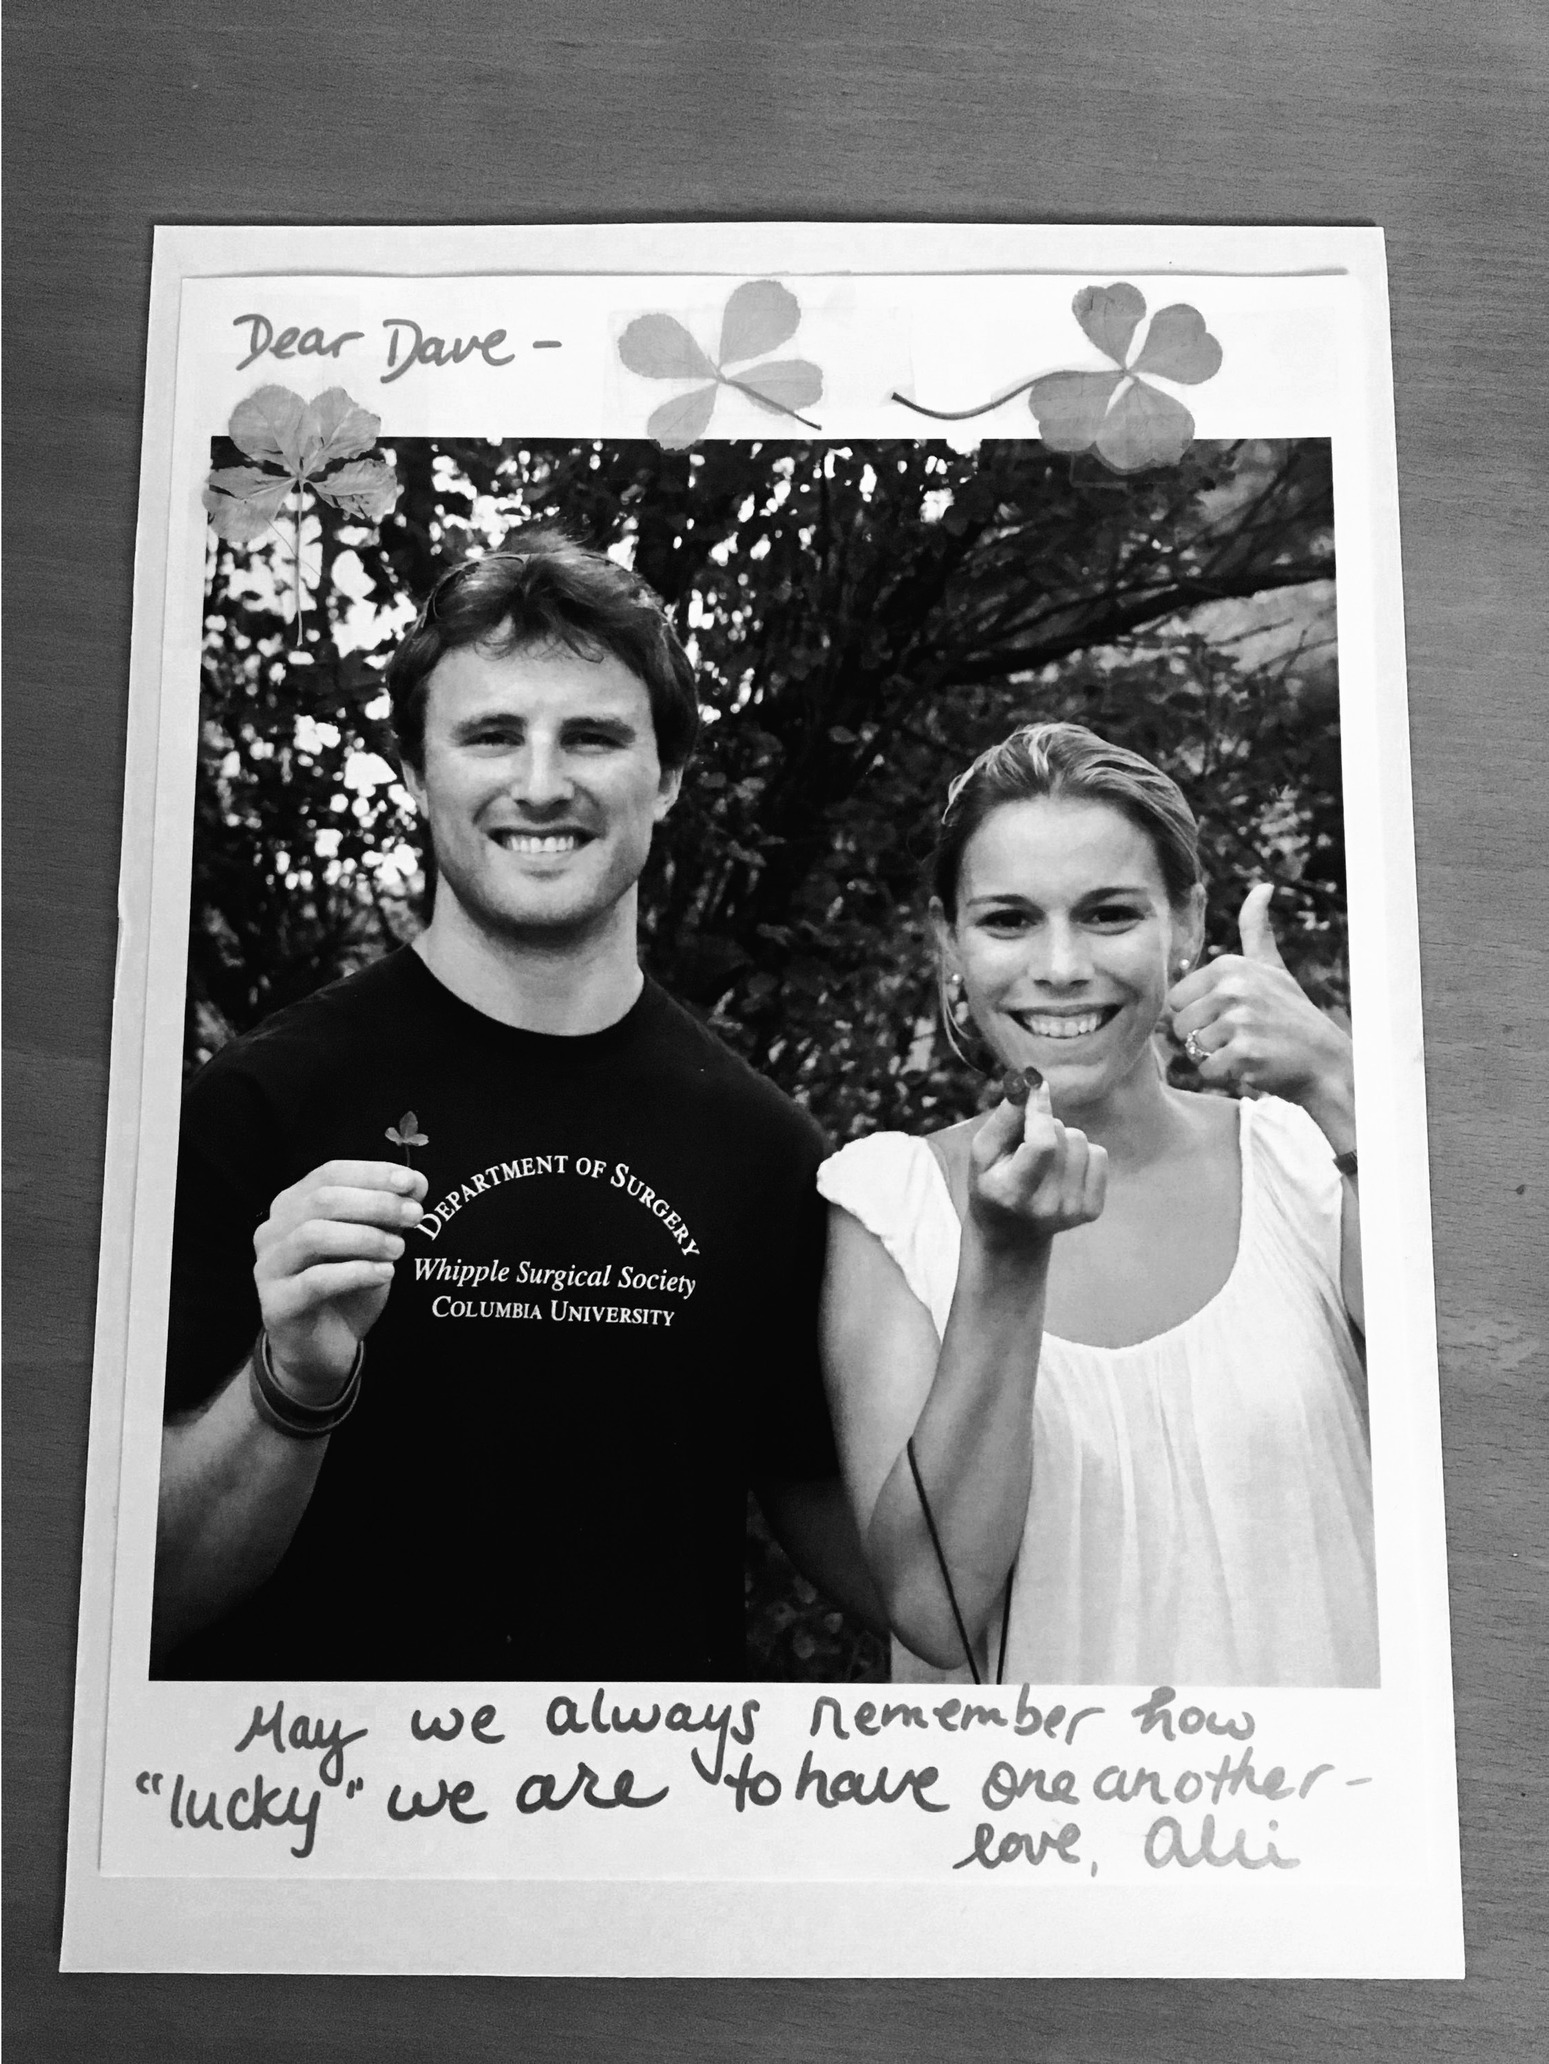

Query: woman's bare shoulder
left=921, top=1114, right=983, bottom=1218
left=921, top=1112, right=981, bottom=1160
left=1169, top=1087, right=1246, bottom=1166
left=1179, top=1086, right=1244, bottom=1130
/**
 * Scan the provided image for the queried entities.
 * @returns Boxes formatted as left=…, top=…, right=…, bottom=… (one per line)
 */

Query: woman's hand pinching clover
left=968, top=1071, right=1108, bottom=1252
left=1168, top=884, right=1353, bottom=1107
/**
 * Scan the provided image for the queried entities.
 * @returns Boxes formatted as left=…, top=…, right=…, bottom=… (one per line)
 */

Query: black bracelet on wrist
left=1332, top=1147, right=1359, bottom=1180
left=249, top=1331, right=364, bottom=1440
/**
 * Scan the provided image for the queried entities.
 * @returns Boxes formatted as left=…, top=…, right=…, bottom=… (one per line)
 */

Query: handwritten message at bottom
left=101, top=1679, right=1400, bottom=1886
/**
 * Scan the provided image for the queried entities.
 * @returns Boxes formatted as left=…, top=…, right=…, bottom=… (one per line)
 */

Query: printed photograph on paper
left=165, top=427, right=1371, bottom=1698
left=60, top=234, right=1459, bottom=1978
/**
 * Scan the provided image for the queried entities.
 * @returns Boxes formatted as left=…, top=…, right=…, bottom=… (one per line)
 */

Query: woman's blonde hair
left=934, top=720, right=1202, bottom=920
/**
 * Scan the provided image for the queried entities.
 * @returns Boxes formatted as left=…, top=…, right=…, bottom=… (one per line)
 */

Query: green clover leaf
left=618, top=280, right=824, bottom=448
left=1023, top=370, right=1126, bottom=453
left=203, top=385, right=402, bottom=643
left=314, top=457, right=401, bottom=522
left=892, top=282, right=1223, bottom=474
left=1072, top=282, right=1148, bottom=367
left=201, top=464, right=294, bottom=544
left=1129, top=304, right=1225, bottom=386
left=227, top=385, right=381, bottom=479
left=618, top=314, right=717, bottom=383
left=735, top=358, right=824, bottom=418
left=1087, top=379, right=1197, bottom=472
left=645, top=385, right=720, bottom=448
left=1031, top=286, right=1221, bottom=472
left=717, top=279, right=803, bottom=365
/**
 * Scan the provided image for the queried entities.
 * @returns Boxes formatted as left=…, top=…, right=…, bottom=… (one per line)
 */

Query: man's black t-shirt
left=161, top=950, right=834, bottom=1681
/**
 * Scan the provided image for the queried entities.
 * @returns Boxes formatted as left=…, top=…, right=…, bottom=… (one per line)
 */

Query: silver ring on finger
left=1184, top=1029, right=1208, bottom=1065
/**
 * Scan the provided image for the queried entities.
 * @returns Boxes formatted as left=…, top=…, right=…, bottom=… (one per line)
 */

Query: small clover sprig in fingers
left=385, top=1110, right=429, bottom=1170
left=999, top=1067, right=1043, bottom=1107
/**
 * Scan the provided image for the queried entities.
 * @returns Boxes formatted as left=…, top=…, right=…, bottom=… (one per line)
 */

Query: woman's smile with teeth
left=1012, top=1004, right=1121, bottom=1040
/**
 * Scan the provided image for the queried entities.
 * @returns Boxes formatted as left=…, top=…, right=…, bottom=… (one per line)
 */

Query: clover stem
left=889, top=375, right=1040, bottom=422
left=292, top=491, right=305, bottom=648
left=717, top=372, right=822, bottom=433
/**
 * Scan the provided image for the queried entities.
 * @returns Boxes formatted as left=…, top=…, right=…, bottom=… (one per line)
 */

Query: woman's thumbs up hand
left=1167, top=884, right=1353, bottom=1111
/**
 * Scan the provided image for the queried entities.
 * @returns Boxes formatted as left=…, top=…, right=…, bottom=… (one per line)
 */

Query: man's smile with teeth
left=1010, top=1004, right=1121, bottom=1040
left=491, top=830, right=591, bottom=854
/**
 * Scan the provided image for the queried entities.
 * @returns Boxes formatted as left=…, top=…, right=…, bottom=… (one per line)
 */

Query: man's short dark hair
left=386, top=526, right=700, bottom=772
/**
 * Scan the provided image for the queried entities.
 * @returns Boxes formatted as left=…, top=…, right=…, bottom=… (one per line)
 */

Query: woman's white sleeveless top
left=817, top=1096, right=1378, bottom=1688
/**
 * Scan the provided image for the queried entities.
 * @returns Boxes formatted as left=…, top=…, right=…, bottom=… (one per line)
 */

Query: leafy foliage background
left=190, top=435, right=1341, bottom=1681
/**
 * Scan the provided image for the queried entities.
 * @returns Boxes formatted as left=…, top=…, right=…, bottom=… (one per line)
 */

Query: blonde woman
left=818, top=722, right=1376, bottom=1687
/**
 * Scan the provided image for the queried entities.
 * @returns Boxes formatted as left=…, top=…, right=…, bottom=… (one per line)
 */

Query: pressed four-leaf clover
left=203, top=385, right=401, bottom=640
left=618, top=280, right=824, bottom=448
left=893, top=282, right=1223, bottom=474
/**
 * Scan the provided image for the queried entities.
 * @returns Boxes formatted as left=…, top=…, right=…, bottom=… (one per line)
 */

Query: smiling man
left=154, top=530, right=871, bottom=1680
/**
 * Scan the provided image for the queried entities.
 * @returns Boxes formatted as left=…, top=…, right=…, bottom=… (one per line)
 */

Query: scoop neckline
left=919, top=1099, right=1254, bottom=1358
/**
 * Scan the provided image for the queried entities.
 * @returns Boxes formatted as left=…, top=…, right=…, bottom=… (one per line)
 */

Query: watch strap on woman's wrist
left=249, top=1331, right=364, bottom=1439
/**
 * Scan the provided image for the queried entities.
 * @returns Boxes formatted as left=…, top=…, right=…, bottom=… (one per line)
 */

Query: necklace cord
left=908, top=1436, right=1016, bottom=1687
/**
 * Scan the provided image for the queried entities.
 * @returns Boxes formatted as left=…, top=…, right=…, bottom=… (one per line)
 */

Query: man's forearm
left=756, top=1473, right=889, bottom=1636
left=153, top=1357, right=329, bottom=1661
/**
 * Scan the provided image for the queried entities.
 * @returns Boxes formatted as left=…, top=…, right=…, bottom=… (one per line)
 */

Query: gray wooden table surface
left=5, top=3, right=1546, bottom=2056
